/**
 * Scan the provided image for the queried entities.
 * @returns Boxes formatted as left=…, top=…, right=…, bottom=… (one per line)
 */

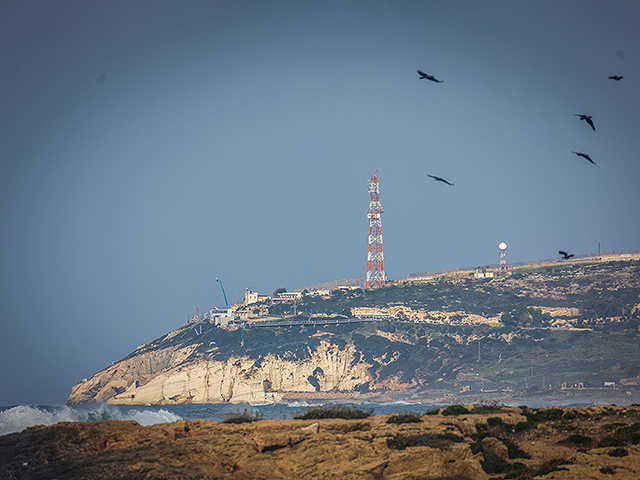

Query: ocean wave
left=0, top=404, right=182, bottom=436
left=284, top=401, right=312, bottom=408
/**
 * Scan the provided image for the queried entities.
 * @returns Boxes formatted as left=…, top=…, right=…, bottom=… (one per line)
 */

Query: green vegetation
left=386, top=411, right=422, bottom=424
left=441, top=405, right=469, bottom=416
left=486, top=417, right=504, bottom=427
left=294, top=404, right=374, bottom=420
left=222, top=408, right=263, bottom=424
left=386, top=432, right=464, bottom=450
left=559, top=434, right=593, bottom=446
left=598, top=422, right=640, bottom=447
left=608, top=447, right=629, bottom=457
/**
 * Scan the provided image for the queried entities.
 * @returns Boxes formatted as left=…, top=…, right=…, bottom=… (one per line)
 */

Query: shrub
left=441, top=405, right=469, bottom=416
left=475, top=423, right=488, bottom=432
left=471, top=400, right=503, bottom=413
left=599, top=422, right=640, bottom=447
left=387, top=432, right=464, bottom=450
left=386, top=411, right=422, bottom=424
left=294, top=404, right=374, bottom=420
left=559, top=434, right=593, bottom=446
left=426, top=408, right=440, bottom=415
left=486, top=417, right=504, bottom=427
left=469, top=439, right=483, bottom=455
left=537, top=408, right=565, bottom=421
left=222, top=408, right=263, bottom=424
left=514, top=421, right=535, bottom=432
left=532, top=458, right=573, bottom=476
left=608, top=447, right=629, bottom=457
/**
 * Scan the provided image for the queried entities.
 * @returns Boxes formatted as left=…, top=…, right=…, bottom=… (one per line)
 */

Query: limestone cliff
left=68, top=331, right=372, bottom=405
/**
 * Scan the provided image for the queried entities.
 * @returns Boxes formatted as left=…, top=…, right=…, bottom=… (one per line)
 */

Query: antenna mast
left=499, top=242, right=507, bottom=273
left=366, top=174, right=386, bottom=288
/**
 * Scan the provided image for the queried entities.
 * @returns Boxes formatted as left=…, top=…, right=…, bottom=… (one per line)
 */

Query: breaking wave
left=0, top=404, right=182, bottom=436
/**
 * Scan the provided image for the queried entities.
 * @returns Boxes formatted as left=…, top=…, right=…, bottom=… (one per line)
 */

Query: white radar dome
left=499, top=242, right=507, bottom=251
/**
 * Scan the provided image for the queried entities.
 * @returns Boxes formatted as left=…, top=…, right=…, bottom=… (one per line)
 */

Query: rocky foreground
left=1, top=404, right=639, bottom=479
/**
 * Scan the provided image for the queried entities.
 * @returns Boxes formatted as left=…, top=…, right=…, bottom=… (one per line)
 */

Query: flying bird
left=571, top=151, right=596, bottom=164
left=427, top=174, right=454, bottom=186
left=559, top=251, right=574, bottom=260
left=417, top=70, right=443, bottom=83
left=608, top=75, right=623, bottom=81
left=575, top=114, right=595, bottom=131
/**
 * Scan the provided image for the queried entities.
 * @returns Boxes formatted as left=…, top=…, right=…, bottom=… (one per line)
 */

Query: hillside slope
left=67, top=260, right=640, bottom=405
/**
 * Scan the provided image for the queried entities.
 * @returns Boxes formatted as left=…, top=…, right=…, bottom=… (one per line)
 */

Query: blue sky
left=1, top=1, right=639, bottom=405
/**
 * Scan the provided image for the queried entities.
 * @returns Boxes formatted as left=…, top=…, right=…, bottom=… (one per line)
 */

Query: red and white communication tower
left=366, top=174, right=386, bottom=288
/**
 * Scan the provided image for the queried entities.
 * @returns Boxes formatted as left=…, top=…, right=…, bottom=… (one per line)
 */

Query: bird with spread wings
left=571, top=151, right=596, bottom=164
left=427, top=174, right=454, bottom=186
left=417, top=70, right=443, bottom=83
left=575, top=114, right=595, bottom=131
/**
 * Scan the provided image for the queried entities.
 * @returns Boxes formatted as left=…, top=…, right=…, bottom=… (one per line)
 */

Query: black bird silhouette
left=571, top=151, right=596, bottom=164
left=417, top=70, right=443, bottom=83
left=559, top=251, right=574, bottom=260
left=608, top=75, right=623, bottom=81
left=427, top=174, right=454, bottom=186
left=575, top=114, right=595, bottom=131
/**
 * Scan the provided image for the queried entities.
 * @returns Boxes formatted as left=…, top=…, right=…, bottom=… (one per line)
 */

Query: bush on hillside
left=294, top=404, right=374, bottom=420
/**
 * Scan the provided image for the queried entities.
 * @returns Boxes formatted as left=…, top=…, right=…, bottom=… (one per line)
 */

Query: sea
left=0, top=401, right=447, bottom=437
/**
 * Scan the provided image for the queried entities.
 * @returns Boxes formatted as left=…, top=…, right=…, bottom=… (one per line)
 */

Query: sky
left=1, top=1, right=639, bottom=406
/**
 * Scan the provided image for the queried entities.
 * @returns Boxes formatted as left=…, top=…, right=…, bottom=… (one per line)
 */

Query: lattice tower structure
left=366, top=174, right=386, bottom=288
left=499, top=242, right=507, bottom=272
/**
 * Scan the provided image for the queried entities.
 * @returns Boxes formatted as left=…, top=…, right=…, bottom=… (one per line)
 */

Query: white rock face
left=68, top=341, right=372, bottom=405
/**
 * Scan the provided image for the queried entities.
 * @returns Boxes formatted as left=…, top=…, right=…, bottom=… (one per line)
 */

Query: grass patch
left=294, top=404, right=374, bottom=420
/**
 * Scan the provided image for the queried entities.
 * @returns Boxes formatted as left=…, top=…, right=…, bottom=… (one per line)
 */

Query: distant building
left=244, top=289, right=270, bottom=306
left=203, top=308, right=234, bottom=327
left=307, top=289, right=331, bottom=296
left=272, top=291, right=303, bottom=302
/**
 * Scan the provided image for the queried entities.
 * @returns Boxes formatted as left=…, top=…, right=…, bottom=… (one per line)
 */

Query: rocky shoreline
left=2, top=404, right=639, bottom=479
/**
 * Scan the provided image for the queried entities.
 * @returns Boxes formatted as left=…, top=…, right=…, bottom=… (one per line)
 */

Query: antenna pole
left=366, top=174, right=386, bottom=288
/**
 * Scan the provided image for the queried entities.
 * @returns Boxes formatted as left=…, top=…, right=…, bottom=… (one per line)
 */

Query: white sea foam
left=0, top=405, right=77, bottom=436
left=285, top=401, right=313, bottom=408
left=0, top=404, right=182, bottom=436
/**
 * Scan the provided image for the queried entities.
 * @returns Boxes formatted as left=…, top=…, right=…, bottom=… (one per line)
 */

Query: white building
left=203, top=308, right=234, bottom=327
left=273, top=291, right=303, bottom=301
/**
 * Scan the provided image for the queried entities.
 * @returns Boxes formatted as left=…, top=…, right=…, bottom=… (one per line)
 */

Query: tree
left=272, top=287, right=286, bottom=296
left=501, top=312, right=515, bottom=327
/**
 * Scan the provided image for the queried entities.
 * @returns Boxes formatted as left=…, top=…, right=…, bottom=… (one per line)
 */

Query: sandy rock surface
left=1, top=405, right=639, bottom=479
